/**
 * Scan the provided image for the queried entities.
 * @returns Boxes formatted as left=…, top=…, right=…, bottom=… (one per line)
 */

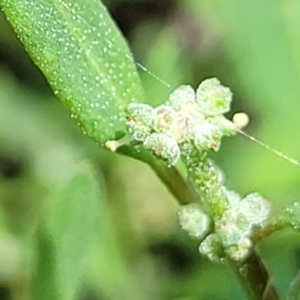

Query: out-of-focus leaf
left=32, top=163, right=100, bottom=300
left=0, top=0, right=144, bottom=146
left=136, top=25, right=191, bottom=107
left=32, top=232, right=59, bottom=300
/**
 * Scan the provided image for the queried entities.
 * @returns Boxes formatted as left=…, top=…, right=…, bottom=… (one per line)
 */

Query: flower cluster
left=125, top=78, right=272, bottom=262
left=125, top=78, right=236, bottom=165
left=205, top=191, right=270, bottom=261
left=179, top=190, right=270, bottom=262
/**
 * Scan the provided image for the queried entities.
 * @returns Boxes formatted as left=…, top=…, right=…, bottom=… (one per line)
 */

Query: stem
left=181, top=147, right=228, bottom=219
left=253, top=223, right=280, bottom=244
left=229, top=250, right=280, bottom=300
left=116, top=143, right=198, bottom=205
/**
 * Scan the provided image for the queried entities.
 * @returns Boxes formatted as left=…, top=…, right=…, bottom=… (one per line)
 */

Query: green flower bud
left=144, top=133, right=180, bottom=166
left=199, top=234, right=224, bottom=263
left=168, top=85, right=196, bottom=111
left=221, top=224, right=250, bottom=247
left=126, top=103, right=154, bottom=141
left=239, top=192, right=271, bottom=225
left=179, top=203, right=210, bottom=239
left=224, top=236, right=252, bottom=261
left=191, top=121, right=223, bottom=151
left=153, top=105, right=176, bottom=133
left=196, top=78, right=232, bottom=116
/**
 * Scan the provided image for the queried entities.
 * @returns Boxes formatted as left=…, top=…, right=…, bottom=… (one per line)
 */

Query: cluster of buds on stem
left=125, top=78, right=271, bottom=262
left=125, top=78, right=235, bottom=165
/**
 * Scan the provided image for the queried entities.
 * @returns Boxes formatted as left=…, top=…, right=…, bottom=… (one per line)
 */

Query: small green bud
left=224, top=236, right=252, bottom=261
left=144, top=133, right=180, bottom=166
left=179, top=203, right=210, bottom=239
left=215, top=205, right=253, bottom=261
left=199, top=233, right=224, bottom=263
left=196, top=78, right=232, bottom=116
left=220, top=221, right=250, bottom=246
left=239, top=192, right=271, bottom=225
left=126, top=103, right=154, bottom=141
left=126, top=123, right=151, bottom=141
left=169, top=111, right=190, bottom=142
left=153, top=105, right=176, bottom=133
left=126, top=103, right=154, bottom=126
left=168, top=85, right=196, bottom=111
left=191, top=121, right=223, bottom=151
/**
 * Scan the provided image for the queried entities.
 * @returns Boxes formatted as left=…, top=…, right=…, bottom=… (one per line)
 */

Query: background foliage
left=1, top=0, right=300, bottom=299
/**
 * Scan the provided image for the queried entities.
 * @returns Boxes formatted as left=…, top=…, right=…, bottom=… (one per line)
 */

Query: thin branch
left=229, top=250, right=280, bottom=300
left=116, top=143, right=198, bottom=205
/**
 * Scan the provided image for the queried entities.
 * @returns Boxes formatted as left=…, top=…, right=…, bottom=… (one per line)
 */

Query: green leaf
left=32, top=231, right=59, bottom=300
left=32, top=163, right=101, bottom=300
left=272, top=201, right=300, bottom=231
left=0, top=0, right=144, bottom=146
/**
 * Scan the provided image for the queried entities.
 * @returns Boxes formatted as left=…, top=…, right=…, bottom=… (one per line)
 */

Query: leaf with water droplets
left=0, top=0, right=144, bottom=146
left=272, top=201, right=300, bottom=231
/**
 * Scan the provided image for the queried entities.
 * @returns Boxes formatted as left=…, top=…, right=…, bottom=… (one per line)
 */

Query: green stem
left=229, top=250, right=280, bottom=300
left=252, top=223, right=280, bottom=244
left=181, top=147, right=228, bottom=219
left=116, top=143, right=198, bottom=205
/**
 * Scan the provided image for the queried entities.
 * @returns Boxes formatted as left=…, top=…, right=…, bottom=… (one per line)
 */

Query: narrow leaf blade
left=0, top=0, right=144, bottom=145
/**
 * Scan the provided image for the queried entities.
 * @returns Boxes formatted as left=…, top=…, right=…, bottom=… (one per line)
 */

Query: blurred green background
left=1, top=0, right=300, bottom=299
